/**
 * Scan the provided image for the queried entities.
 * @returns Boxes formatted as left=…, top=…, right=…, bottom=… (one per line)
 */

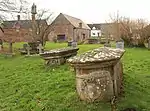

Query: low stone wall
left=67, top=47, right=125, bottom=102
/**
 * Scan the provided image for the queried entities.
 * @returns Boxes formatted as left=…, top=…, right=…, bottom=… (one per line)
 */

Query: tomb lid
left=42, top=47, right=79, bottom=54
left=67, top=47, right=125, bottom=64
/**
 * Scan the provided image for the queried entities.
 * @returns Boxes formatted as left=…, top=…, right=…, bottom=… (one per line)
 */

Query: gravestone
left=67, top=47, right=125, bottom=102
left=72, top=41, right=77, bottom=48
left=23, top=44, right=28, bottom=49
left=26, top=45, right=31, bottom=56
left=37, top=44, right=43, bottom=54
left=116, top=39, right=124, bottom=49
left=68, top=41, right=72, bottom=47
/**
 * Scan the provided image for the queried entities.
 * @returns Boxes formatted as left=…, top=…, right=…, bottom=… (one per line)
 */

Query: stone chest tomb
left=67, top=47, right=125, bottom=102
left=40, top=47, right=79, bottom=65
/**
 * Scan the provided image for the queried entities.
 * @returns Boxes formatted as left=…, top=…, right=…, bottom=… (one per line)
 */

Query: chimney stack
left=79, top=22, right=82, bottom=28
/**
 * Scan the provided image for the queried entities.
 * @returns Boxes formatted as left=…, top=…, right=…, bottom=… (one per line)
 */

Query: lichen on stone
left=42, top=47, right=79, bottom=54
left=67, top=47, right=125, bottom=64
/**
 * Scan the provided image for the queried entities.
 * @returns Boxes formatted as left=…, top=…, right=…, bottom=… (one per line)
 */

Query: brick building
left=1, top=19, right=47, bottom=43
left=48, top=13, right=91, bottom=42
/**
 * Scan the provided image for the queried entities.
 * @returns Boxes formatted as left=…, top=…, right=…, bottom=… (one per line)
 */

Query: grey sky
left=29, top=0, right=150, bottom=23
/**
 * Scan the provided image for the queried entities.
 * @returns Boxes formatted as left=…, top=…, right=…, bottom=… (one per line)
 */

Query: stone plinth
left=40, top=47, right=79, bottom=66
left=67, top=47, right=125, bottom=102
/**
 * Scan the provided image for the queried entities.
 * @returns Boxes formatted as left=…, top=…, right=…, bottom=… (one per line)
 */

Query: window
left=57, top=34, right=66, bottom=41
left=97, top=33, right=100, bottom=37
left=83, top=34, right=85, bottom=40
left=92, top=33, right=95, bottom=35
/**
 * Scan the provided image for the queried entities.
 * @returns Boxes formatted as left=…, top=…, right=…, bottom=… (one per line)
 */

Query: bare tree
left=0, top=0, right=28, bottom=20
left=109, top=12, right=148, bottom=47
left=0, top=0, right=28, bottom=53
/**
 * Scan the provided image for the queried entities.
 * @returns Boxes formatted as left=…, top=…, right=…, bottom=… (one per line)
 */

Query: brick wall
left=2, top=28, right=33, bottom=42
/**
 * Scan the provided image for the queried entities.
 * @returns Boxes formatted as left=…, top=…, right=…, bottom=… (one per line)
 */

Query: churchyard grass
left=0, top=43, right=150, bottom=111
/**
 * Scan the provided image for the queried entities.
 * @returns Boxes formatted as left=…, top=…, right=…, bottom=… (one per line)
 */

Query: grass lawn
left=0, top=42, right=150, bottom=111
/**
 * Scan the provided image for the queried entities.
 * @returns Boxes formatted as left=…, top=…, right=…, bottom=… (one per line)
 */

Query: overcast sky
left=28, top=0, right=150, bottom=23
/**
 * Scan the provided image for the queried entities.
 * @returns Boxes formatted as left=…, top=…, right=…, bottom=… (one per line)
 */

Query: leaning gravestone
left=67, top=47, right=125, bottom=102
left=116, top=39, right=124, bottom=49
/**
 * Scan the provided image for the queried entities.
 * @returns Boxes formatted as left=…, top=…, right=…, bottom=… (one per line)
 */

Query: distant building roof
left=87, top=23, right=117, bottom=30
left=88, top=24, right=102, bottom=30
left=63, top=13, right=90, bottom=30
left=51, top=13, right=90, bottom=30
left=3, top=20, right=47, bottom=29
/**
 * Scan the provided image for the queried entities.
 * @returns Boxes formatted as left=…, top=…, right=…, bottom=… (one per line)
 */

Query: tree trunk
left=41, top=39, right=46, bottom=47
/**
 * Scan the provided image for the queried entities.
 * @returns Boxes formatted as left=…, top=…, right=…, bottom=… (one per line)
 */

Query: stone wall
left=48, top=25, right=74, bottom=41
left=48, top=13, right=90, bottom=42
left=74, top=28, right=90, bottom=42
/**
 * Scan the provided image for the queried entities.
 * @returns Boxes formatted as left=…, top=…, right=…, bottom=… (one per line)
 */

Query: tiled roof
left=3, top=20, right=47, bottom=29
left=62, top=13, right=90, bottom=30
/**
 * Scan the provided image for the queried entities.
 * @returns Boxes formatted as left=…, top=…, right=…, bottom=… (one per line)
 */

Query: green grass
left=0, top=43, right=150, bottom=111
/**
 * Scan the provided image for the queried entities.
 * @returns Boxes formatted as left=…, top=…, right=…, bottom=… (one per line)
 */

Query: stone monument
left=116, top=39, right=124, bottom=49
left=67, top=47, right=125, bottom=102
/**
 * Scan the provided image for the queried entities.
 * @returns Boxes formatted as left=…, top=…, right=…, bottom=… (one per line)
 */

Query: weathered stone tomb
left=67, top=47, right=125, bottom=102
left=40, top=47, right=79, bottom=66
